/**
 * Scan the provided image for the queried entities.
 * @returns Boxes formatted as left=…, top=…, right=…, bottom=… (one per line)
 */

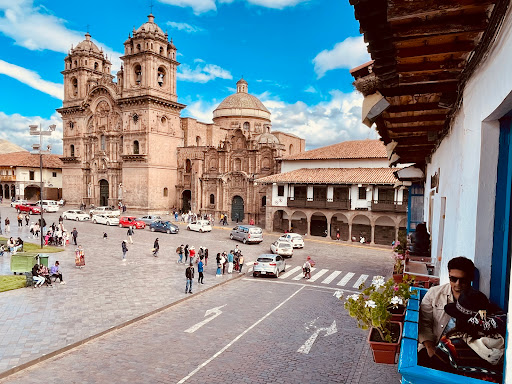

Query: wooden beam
left=396, top=41, right=477, bottom=59
left=396, top=59, right=465, bottom=73
left=386, top=114, right=447, bottom=124
left=387, top=103, right=442, bottom=113
left=398, top=71, right=462, bottom=84
left=388, top=0, right=494, bottom=22
left=381, top=81, right=458, bottom=96
left=388, top=124, right=445, bottom=133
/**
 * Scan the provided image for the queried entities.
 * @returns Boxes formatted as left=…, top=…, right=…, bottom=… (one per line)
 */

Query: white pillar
left=327, top=186, right=333, bottom=202
left=307, top=186, right=313, bottom=201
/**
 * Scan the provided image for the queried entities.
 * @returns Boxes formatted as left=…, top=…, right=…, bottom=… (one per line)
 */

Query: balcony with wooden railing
left=0, top=175, right=16, bottom=182
left=371, top=200, right=407, bottom=212
left=287, top=198, right=350, bottom=210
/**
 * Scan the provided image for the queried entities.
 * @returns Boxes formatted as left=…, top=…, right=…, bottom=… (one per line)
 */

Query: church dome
left=74, top=33, right=101, bottom=53
left=213, top=79, right=271, bottom=121
left=257, top=132, right=280, bottom=145
left=136, top=14, right=165, bottom=37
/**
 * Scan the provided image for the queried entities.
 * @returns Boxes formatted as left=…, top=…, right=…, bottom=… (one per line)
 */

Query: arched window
left=100, top=135, right=106, bottom=151
left=136, top=44, right=141, bottom=52
left=261, top=196, right=266, bottom=207
left=234, top=158, right=241, bottom=171
left=196, top=136, right=201, bottom=146
left=185, top=159, right=192, bottom=173
left=120, top=136, right=123, bottom=153
left=134, top=64, right=142, bottom=85
left=70, top=144, right=75, bottom=157
left=73, top=60, right=77, bottom=67
left=133, top=140, right=139, bottom=155
left=210, top=194, right=215, bottom=205
left=157, top=66, right=165, bottom=87
left=289, top=144, right=294, bottom=154
left=160, top=47, right=164, bottom=55
left=72, top=77, right=78, bottom=96
left=163, top=187, right=168, bottom=197
left=133, top=114, right=139, bottom=124
left=94, top=62, right=98, bottom=70
left=243, top=122, right=250, bottom=131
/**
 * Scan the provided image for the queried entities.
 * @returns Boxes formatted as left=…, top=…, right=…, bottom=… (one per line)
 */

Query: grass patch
left=0, top=275, right=26, bottom=292
left=0, top=237, right=63, bottom=254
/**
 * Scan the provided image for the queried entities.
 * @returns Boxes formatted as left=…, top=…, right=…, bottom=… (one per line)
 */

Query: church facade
left=58, top=14, right=304, bottom=224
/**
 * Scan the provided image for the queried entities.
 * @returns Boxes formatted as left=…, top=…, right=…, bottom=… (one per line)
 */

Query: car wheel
left=119, top=224, right=123, bottom=228
left=93, top=220, right=97, bottom=224
left=63, top=215, right=67, bottom=220
left=166, top=229, right=171, bottom=234
left=275, top=269, right=280, bottom=278
left=253, top=272, right=257, bottom=277
left=107, top=221, right=111, bottom=226
left=150, top=227, right=155, bottom=232
left=75, top=217, right=80, bottom=221
left=230, top=234, right=234, bottom=240
left=199, top=229, right=203, bottom=233
left=187, top=226, right=191, bottom=231
left=242, top=238, right=247, bottom=244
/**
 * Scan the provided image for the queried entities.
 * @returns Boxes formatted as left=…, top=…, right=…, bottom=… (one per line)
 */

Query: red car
left=118, top=216, right=146, bottom=229
left=16, top=203, right=42, bottom=214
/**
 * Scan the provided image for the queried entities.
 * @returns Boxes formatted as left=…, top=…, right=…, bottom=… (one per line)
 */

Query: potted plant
left=342, top=276, right=412, bottom=364
left=391, top=232, right=408, bottom=282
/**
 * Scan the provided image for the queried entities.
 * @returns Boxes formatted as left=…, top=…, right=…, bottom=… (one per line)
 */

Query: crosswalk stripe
left=321, top=271, right=342, bottom=284
left=337, top=272, right=355, bottom=286
left=279, top=266, right=302, bottom=279
left=352, top=274, right=369, bottom=288
left=292, top=267, right=316, bottom=280
left=308, top=269, right=329, bottom=282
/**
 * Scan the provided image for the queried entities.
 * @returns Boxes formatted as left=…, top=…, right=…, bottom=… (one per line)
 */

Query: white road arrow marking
left=185, top=305, right=226, bottom=333
left=297, top=320, right=337, bottom=354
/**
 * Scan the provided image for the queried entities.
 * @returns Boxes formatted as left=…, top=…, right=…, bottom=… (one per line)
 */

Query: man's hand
left=423, top=340, right=436, bottom=357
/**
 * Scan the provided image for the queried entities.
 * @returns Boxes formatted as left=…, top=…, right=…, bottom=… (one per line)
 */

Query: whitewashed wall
left=281, top=158, right=388, bottom=173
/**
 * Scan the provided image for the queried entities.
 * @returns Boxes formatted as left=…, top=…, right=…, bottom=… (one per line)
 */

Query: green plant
left=343, top=275, right=413, bottom=342
left=391, top=231, right=408, bottom=274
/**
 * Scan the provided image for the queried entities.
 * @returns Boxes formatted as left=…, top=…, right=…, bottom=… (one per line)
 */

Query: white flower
left=390, top=296, right=403, bottom=306
left=365, top=300, right=376, bottom=308
left=333, top=290, right=344, bottom=299
left=347, top=294, right=360, bottom=301
left=371, top=276, right=385, bottom=289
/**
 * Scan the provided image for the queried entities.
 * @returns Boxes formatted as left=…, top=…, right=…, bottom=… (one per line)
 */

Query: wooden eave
left=349, top=0, right=509, bottom=164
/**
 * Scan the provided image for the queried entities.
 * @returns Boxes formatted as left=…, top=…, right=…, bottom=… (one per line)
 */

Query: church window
left=29, top=171, right=35, bottom=181
left=161, top=116, right=167, bottom=125
left=261, top=158, right=270, bottom=170
left=277, top=186, right=285, bottom=197
left=134, top=64, right=142, bottom=85
left=73, top=60, right=77, bottom=67
left=133, top=114, right=139, bottom=124
left=261, top=196, right=266, bottom=207
left=94, top=62, right=98, bottom=71
left=157, top=67, right=166, bottom=87
left=289, top=144, right=294, bottom=154
left=163, top=188, right=168, bottom=197
left=196, top=136, right=201, bottom=146
left=72, top=78, right=78, bottom=96
left=185, top=159, right=192, bottom=173
left=234, top=158, right=241, bottom=171
left=136, top=44, right=141, bottom=52
left=70, top=145, right=75, bottom=157
left=210, top=194, right=215, bottom=205
left=133, top=140, right=140, bottom=155
left=160, top=47, right=164, bottom=55
left=243, top=122, right=250, bottom=131
left=120, top=136, right=123, bottom=153
left=100, top=135, right=106, bottom=151
left=69, top=121, right=74, bottom=130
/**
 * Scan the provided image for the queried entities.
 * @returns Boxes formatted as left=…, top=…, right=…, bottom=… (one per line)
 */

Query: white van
left=36, top=200, right=59, bottom=213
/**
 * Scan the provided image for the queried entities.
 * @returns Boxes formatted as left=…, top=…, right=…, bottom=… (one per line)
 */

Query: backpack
left=176, top=246, right=181, bottom=253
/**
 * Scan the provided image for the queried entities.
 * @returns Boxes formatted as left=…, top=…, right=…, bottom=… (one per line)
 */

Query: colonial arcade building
left=58, top=14, right=304, bottom=219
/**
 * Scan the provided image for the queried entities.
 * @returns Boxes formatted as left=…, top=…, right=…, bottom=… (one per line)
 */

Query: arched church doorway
left=24, top=185, right=40, bottom=200
left=99, top=179, right=109, bottom=206
left=231, top=195, right=244, bottom=222
left=182, top=190, right=191, bottom=212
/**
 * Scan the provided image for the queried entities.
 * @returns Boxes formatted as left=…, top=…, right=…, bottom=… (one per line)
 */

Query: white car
left=36, top=200, right=59, bottom=213
left=278, top=233, right=305, bottom=248
left=63, top=210, right=90, bottom=221
left=253, top=254, right=286, bottom=278
left=89, top=206, right=121, bottom=216
left=187, top=220, right=212, bottom=233
left=91, top=214, right=119, bottom=226
left=11, top=199, right=28, bottom=208
left=270, top=240, right=294, bottom=257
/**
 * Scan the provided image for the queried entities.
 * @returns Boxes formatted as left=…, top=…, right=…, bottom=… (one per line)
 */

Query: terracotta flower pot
left=392, top=273, right=404, bottom=283
left=389, top=305, right=406, bottom=323
left=367, top=321, right=402, bottom=364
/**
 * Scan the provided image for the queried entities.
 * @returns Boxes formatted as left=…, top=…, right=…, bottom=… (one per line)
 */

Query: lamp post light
left=29, top=123, right=56, bottom=249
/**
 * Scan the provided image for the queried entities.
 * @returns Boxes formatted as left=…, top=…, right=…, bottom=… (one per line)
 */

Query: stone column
left=348, top=223, right=352, bottom=242
left=395, top=225, right=399, bottom=243
left=327, top=221, right=331, bottom=239
left=371, top=223, right=375, bottom=245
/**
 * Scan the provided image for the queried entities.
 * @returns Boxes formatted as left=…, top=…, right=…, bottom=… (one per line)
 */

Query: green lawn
left=0, top=275, right=27, bottom=292
left=0, top=237, right=64, bottom=254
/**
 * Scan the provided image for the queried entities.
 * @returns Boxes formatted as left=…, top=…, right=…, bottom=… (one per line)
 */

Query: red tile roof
left=282, top=139, right=386, bottom=160
left=0, top=152, right=63, bottom=168
left=256, top=168, right=399, bottom=185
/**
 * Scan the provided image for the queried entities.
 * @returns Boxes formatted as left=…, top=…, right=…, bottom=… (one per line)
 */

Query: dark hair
left=448, top=256, right=475, bottom=280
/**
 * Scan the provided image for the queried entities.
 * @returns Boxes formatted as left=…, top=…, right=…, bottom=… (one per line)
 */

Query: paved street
left=0, top=204, right=401, bottom=383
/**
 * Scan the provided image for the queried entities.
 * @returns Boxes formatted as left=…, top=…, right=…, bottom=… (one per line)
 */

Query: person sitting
left=32, top=264, right=45, bottom=288
left=426, top=289, right=505, bottom=383
left=7, top=237, right=16, bottom=254
left=409, top=222, right=430, bottom=256
left=15, top=237, right=23, bottom=252
left=50, top=261, right=65, bottom=284
left=39, top=264, right=52, bottom=286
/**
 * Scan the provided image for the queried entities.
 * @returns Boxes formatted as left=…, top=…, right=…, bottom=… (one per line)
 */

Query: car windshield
left=257, top=257, right=274, bottom=262
left=250, top=228, right=262, bottom=234
left=280, top=243, right=292, bottom=248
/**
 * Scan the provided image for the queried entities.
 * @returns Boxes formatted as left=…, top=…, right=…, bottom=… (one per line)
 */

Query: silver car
left=270, top=240, right=293, bottom=257
left=253, top=254, right=286, bottom=278
left=136, top=215, right=162, bottom=225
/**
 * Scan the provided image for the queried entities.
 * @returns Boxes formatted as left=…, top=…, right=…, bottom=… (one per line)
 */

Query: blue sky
left=0, top=0, right=374, bottom=154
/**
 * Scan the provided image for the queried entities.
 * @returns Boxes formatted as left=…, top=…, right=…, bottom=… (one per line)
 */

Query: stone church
left=58, top=14, right=305, bottom=224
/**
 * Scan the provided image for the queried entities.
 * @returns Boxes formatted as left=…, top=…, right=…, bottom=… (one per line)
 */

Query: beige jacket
left=418, top=283, right=454, bottom=349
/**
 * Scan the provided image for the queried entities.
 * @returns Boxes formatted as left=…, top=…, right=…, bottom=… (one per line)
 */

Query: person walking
left=122, top=240, right=128, bottom=261
left=153, top=238, right=160, bottom=257
left=221, top=252, right=227, bottom=275
left=177, top=244, right=184, bottom=263
left=185, top=263, right=194, bottom=294
left=336, top=228, right=340, bottom=241
left=75, top=245, right=85, bottom=268
left=198, top=259, right=204, bottom=284
left=184, top=244, right=189, bottom=264
left=238, top=254, right=244, bottom=273
left=227, top=251, right=234, bottom=274
left=17, top=213, right=22, bottom=227
left=216, top=253, right=222, bottom=277
left=189, top=246, right=196, bottom=264
left=127, top=226, right=134, bottom=244
left=24, top=213, right=29, bottom=226
left=71, top=227, right=78, bottom=245
left=204, top=247, right=209, bottom=266
left=4, top=217, right=10, bottom=233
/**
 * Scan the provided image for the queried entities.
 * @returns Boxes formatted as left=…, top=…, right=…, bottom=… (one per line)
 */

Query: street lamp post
left=29, top=123, right=56, bottom=249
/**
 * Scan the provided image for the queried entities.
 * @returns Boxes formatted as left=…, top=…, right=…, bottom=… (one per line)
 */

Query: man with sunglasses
left=418, top=256, right=475, bottom=363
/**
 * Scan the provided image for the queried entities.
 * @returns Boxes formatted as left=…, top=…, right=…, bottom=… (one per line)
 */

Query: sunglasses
left=449, top=276, right=470, bottom=284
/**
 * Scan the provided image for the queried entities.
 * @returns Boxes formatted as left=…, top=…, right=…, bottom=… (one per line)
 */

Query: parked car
left=15, top=203, right=41, bottom=214
left=230, top=225, right=263, bottom=244
left=136, top=215, right=162, bottom=225
left=150, top=220, right=179, bottom=234
left=89, top=206, right=121, bottom=217
left=253, top=254, right=286, bottom=278
left=278, top=233, right=305, bottom=249
left=62, top=210, right=90, bottom=221
left=270, top=240, right=293, bottom=257
left=36, top=200, right=59, bottom=213
left=11, top=199, right=27, bottom=208
left=91, top=214, right=119, bottom=226
left=118, top=216, right=146, bottom=229
left=187, top=220, right=212, bottom=233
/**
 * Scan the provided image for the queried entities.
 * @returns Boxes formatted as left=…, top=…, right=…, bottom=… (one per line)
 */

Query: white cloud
left=313, top=36, right=370, bottom=78
left=0, top=1, right=123, bottom=71
left=245, top=0, right=309, bottom=9
left=0, top=59, right=63, bottom=100
left=158, top=0, right=217, bottom=14
left=167, top=21, right=204, bottom=33
left=182, top=99, right=218, bottom=123
left=304, top=85, right=317, bottom=94
left=178, top=62, right=232, bottom=83
left=158, top=0, right=308, bottom=14
left=0, top=111, right=63, bottom=154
